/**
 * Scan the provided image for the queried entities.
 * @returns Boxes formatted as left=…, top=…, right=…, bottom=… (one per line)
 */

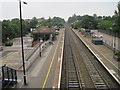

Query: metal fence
left=99, top=29, right=120, bottom=38
left=25, top=41, right=49, bottom=61
left=1, top=66, right=17, bottom=88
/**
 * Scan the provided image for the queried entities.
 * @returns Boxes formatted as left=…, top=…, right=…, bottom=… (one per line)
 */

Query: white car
left=99, top=35, right=103, bottom=38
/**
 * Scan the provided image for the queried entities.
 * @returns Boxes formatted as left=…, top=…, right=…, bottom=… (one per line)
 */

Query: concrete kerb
left=17, top=41, right=50, bottom=71
left=58, top=31, right=65, bottom=88
left=72, top=29, right=120, bottom=85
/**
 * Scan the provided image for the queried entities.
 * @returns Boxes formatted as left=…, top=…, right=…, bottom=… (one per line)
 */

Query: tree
left=30, top=17, right=38, bottom=28
left=2, top=20, right=12, bottom=42
left=71, top=22, right=81, bottom=29
left=47, top=17, right=52, bottom=28
left=97, top=20, right=113, bottom=30
left=2, top=18, right=30, bottom=43
left=10, top=18, right=20, bottom=37
left=52, top=17, right=65, bottom=24
left=68, top=14, right=77, bottom=23
left=22, top=20, right=31, bottom=35
left=81, top=16, right=98, bottom=29
left=93, top=14, right=97, bottom=18
left=0, top=21, right=2, bottom=44
left=114, top=2, right=120, bottom=31
left=77, top=15, right=82, bottom=20
left=103, top=16, right=112, bottom=20
left=97, top=16, right=102, bottom=20
left=37, top=16, right=65, bottom=28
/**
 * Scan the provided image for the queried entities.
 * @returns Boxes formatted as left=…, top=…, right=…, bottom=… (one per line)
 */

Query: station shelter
left=32, top=26, right=56, bottom=47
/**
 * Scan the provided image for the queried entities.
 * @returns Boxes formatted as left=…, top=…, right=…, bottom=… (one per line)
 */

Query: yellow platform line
left=100, top=51, right=120, bottom=71
left=42, top=34, right=62, bottom=89
left=91, top=41, right=120, bottom=71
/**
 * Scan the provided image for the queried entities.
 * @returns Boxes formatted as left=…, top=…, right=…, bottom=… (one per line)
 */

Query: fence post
left=2, top=66, right=4, bottom=81
left=15, top=70, right=17, bottom=82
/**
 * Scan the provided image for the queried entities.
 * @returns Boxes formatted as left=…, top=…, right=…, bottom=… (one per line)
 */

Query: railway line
left=60, top=25, right=82, bottom=89
left=60, top=25, right=119, bottom=89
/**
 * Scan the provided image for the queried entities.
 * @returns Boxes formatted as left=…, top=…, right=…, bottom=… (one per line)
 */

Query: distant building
left=37, top=18, right=45, bottom=22
left=32, top=26, right=56, bottom=46
left=25, top=19, right=31, bottom=23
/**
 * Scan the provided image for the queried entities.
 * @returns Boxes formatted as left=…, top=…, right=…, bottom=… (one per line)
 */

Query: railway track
left=60, top=25, right=119, bottom=89
left=60, top=25, right=82, bottom=89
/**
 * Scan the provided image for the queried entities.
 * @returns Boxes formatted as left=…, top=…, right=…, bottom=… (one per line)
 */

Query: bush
left=115, top=51, right=120, bottom=58
left=4, top=41, right=13, bottom=46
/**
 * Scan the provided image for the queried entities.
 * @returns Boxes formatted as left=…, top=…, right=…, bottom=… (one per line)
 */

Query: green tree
left=37, top=16, right=65, bottom=28
left=30, top=17, right=38, bottom=28
left=114, top=2, right=120, bottom=31
left=10, top=18, right=20, bottom=37
left=71, top=22, right=81, bottom=29
left=0, top=21, right=2, bottom=44
left=52, top=16, right=65, bottom=27
left=2, top=20, right=12, bottom=42
left=97, top=20, right=113, bottom=30
left=81, top=16, right=98, bottom=29
left=68, top=14, right=77, bottom=23
left=2, top=18, right=30, bottom=43
left=47, top=17, right=52, bottom=28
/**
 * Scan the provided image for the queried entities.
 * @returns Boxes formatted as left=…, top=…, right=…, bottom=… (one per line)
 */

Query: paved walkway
left=73, top=29, right=120, bottom=84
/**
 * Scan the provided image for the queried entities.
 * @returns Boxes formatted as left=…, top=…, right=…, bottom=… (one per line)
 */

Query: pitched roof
left=33, top=26, right=55, bottom=34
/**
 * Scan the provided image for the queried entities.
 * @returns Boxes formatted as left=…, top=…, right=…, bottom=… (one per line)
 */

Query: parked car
left=0, top=46, right=3, bottom=51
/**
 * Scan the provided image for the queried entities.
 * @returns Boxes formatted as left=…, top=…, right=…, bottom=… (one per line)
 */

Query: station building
left=32, top=26, right=56, bottom=46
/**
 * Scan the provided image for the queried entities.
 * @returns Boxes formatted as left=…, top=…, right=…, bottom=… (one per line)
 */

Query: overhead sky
left=0, top=0, right=119, bottom=21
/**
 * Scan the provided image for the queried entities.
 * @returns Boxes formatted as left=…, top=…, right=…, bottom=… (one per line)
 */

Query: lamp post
left=112, top=23, right=116, bottom=55
left=19, top=0, right=27, bottom=85
left=7, top=37, right=9, bottom=42
left=39, top=37, right=42, bottom=57
left=114, top=29, right=116, bottom=55
left=39, top=29, right=42, bottom=57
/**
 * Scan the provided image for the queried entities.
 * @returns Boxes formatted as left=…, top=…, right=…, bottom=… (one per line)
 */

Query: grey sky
left=0, top=0, right=119, bottom=21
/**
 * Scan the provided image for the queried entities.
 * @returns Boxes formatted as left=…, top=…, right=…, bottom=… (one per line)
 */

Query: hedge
left=4, top=41, right=13, bottom=46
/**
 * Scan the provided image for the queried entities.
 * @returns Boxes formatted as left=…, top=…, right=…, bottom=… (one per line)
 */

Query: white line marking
left=58, top=58, right=61, bottom=61
left=58, top=32, right=64, bottom=88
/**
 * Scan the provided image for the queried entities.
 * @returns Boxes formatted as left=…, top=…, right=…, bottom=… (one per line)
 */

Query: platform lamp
left=19, top=0, right=27, bottom=85
left=39, top=30, right=42, bottom=57
left=114, top=29, right=116, bottom=55
left=112, top=23, right=116, bottom=55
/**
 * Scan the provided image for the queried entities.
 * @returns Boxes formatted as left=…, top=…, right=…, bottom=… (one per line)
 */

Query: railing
left=25, top=41, right=50, bottom=61
left=1, top=66, right=17, bottom=89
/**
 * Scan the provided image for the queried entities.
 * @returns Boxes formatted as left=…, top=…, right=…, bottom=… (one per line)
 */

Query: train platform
left=13, top=29, right=64, bottom=88
left=73, top=29, right=120, bottom=85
